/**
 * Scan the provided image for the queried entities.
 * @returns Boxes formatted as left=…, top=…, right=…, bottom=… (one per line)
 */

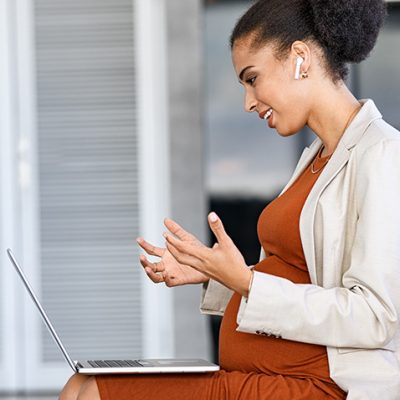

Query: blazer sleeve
left=199, top=279, right=233, bottom=316
left=236, top=139, right=400, bottom=349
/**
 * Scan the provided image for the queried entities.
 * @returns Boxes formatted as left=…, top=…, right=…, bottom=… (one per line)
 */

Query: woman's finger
left=164, top=218, right=198, bottom=242
left=136, top=237, right=164, bottom=257
left=145, top=268, right=165, bottom=284
left=208, top=212, right=232, bottom=246
left=164, top=233, right=200, bottom=255
left=166, top=242, right=203, bottom=270
left=139, top=256, right=164, bottom=284
left=139, top=255, right=164, bottom=273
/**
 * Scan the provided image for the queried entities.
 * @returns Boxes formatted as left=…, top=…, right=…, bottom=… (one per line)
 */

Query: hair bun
left=309, top=0, right=387, bottom=63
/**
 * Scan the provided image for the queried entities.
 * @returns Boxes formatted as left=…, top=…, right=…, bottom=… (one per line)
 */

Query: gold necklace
left=310, top=146, right=330, bottom=174
left=310, top=103, right=362, bottom=174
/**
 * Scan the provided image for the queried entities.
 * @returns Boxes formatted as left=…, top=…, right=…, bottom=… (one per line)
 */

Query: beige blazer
left=200, top=99, right=400, bottom=399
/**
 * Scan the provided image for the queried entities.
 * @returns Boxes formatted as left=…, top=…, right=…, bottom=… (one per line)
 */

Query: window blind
left=34, top=0, right=142, bottom=362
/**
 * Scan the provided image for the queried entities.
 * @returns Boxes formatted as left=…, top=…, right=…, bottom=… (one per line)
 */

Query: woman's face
left=232, top=37, right=311, bottom=137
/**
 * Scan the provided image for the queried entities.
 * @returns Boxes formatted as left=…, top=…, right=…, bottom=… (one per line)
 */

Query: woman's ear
left=290, top=40, right=311, bottom=79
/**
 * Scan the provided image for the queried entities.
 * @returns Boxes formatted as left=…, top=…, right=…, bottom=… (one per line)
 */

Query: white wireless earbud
left=294, top=57, right=304, bottom=80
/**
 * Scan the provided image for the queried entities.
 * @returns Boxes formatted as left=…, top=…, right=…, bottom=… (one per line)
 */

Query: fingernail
left=163, top=232, right=168, bottom=238
left=209, top=212, right=218, bottom=222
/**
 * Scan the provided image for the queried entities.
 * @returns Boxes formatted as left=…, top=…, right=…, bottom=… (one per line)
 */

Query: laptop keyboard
left=88, top=360, right=143, bottom=368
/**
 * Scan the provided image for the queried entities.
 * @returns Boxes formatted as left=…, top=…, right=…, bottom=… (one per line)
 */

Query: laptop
left=7, top=248, right=219, bottom=375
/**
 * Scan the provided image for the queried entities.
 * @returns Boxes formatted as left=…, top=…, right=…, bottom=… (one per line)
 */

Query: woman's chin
left=275, top=127, right=298, bottom=138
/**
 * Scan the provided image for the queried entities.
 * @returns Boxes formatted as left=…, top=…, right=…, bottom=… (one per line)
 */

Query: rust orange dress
left=96, top=148, right=346, bottom=399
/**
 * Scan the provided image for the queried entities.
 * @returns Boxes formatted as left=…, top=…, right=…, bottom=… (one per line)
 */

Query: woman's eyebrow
left=239, top=65, right=255, bottom=82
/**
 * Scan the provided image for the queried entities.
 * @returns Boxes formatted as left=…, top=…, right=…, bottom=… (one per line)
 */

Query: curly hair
left=230, top=0, right=387, bottom=83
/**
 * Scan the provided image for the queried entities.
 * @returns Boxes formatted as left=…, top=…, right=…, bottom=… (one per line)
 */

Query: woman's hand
left=164, top=212, right=252, bottom=297
left=137, top=219, right=209, bottom=287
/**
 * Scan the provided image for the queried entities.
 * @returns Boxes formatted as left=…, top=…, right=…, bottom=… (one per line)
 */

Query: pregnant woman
left=60, top=0, right=400, bottom=398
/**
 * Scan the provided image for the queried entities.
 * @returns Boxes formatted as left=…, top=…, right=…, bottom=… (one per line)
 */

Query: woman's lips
left=259, top=108, right=273, bottom=125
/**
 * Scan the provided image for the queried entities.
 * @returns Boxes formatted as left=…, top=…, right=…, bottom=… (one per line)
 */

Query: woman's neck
left=307, top=82, right=362, bottom=157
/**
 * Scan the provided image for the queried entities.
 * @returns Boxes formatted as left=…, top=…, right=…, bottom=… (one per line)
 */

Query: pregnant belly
left=218, top=258, right=331, bottom=381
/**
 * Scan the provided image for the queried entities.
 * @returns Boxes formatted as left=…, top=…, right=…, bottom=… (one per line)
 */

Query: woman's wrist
left=237, top=266, right=254, bottom=298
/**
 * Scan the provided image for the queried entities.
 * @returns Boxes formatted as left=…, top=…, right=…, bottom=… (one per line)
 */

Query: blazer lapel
left=300, top=142, right=351, bottom=283
left=299, top=99, right=383, bottom=284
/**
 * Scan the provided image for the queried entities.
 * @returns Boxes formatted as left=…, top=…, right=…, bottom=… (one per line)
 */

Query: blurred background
left=0, top=0, right=399, bottom=397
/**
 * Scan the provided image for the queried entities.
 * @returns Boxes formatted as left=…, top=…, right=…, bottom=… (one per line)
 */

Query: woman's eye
left=246, top=77, right=256, bottom=86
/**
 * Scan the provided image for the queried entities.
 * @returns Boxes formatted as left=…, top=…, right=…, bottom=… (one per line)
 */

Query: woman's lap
left=96, top=370, right=344, bottom=400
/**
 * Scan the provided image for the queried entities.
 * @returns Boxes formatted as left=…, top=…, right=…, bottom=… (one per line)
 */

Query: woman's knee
left=59, top=373, right=91, bottom=400
left=77, top=376, right=101, bottom=400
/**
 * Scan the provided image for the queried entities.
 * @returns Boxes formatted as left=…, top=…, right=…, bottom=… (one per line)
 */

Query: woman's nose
left=244, top=92, right=257, bottom=113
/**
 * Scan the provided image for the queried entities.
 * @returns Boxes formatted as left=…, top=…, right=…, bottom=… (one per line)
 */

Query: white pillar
left=134, top=0, right=174, bottom=358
